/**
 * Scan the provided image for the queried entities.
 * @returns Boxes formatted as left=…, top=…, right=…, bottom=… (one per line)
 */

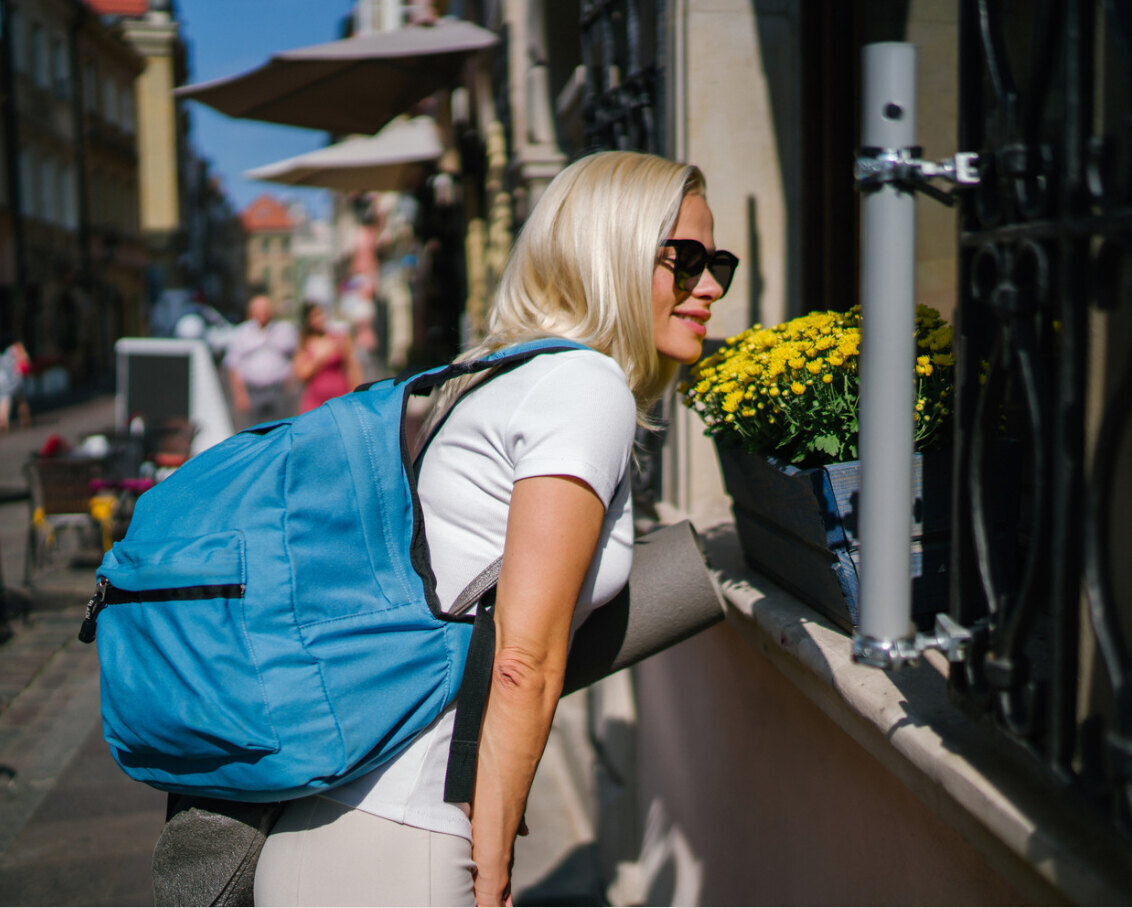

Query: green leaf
left=813, top=434, right=842, bottom=458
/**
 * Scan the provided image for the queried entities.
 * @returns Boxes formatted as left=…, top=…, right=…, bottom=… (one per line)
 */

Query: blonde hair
left=427, top=150, right=705, bottom=432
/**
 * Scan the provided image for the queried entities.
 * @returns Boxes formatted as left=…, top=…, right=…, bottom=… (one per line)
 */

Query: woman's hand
left=469, top=474, right=605, bottom=906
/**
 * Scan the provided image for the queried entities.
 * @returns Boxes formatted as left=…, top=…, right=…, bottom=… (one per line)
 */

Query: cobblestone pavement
left=0, top=393, right=604, bottom=907
left=0, top=394, right=167, bottom=905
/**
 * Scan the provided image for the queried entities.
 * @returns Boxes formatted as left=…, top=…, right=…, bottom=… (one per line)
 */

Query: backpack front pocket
left=95, top=530, right=280, bottom=761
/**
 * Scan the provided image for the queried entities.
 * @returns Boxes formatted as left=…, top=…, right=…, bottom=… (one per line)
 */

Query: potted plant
left=680, top=306, right=956, bottom=631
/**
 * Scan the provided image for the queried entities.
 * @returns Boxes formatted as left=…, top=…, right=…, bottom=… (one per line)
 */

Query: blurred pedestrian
left=0, top=339, right=31, bottom=431
left=224, top=294, right=298, bottom=430
left=294, top=302, right=364, bottom=414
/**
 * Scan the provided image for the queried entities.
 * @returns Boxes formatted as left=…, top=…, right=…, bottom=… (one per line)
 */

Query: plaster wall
left=664, top=0, right=793, bottom=515
left=680, top=0, right=789, bottom=337
left=664, top=0, right=962, bottom=524
left=907, top=0, right=959, bottom=323
left=630, top=621, right=1033, bottom=906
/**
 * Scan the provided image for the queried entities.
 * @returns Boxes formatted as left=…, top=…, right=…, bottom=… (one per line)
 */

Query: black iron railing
left=580, top=0, right=665, bottom=155
left=953, top=0, right=1132, bottom=833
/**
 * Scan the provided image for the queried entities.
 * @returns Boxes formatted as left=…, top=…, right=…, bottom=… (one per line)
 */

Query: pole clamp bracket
left=854, top=146, right=981, bottom=207
left=852, top=613, right=975, bottom=671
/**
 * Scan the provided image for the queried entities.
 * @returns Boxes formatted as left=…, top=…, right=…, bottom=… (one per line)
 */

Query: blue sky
left=176, top=0, right=358, bottom=218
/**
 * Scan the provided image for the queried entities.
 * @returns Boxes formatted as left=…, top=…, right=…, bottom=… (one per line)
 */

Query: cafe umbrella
left=243, top=116, right=444, bottom=193
left=174, top=18, right=498, bottom=135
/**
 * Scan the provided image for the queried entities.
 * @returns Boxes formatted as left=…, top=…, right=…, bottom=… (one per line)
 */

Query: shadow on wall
left=746, top=0, right=910, bottom=321
left=749, top=0, right=801, bottom=321
left=514, top=841, right=605, bottom=907
left=746, top=193, right=765, bottom=328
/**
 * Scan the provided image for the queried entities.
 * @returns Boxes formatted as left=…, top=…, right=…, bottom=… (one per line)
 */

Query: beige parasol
left=174, top=18, right=498, bottom=135
left=243, top=116, right=444, bottom=193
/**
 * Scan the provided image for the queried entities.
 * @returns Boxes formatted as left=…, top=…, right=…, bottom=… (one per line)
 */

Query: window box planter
left=714, top=441, right=954, bottom=633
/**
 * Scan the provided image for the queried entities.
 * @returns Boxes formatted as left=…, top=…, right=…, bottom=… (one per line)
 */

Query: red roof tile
left=241, top=195, right=293, bottom=232
left=85, top=0, right=150, bottom=16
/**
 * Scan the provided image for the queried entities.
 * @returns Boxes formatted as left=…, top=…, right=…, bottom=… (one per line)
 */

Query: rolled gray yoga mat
left=562, top=519, right=726, bottom=695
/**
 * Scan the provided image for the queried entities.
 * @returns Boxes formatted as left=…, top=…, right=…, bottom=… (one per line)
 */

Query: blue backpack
left=79, top=339, right=587, bottom=803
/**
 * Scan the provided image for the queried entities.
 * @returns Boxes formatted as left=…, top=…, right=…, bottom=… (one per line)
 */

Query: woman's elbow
left=492, top=648, right=564, bottom=701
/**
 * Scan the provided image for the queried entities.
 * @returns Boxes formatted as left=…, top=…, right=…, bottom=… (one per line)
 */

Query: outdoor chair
left=23, top=456, right=105, bottom=588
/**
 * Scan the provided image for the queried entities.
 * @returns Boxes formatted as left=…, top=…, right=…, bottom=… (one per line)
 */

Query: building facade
left=240, top=194, right=296, bottom=315
left=0, top=0, right=246, bottom=396
left=98, top=0, right=186, bottom=302
left=77, top=0, right=148, bottom=363
left=454, top=1, right=1132, bottom=903
left=90, top=0, right=247, bottom=322
left=0, top=0, right=147, bottom=390
left=287, top=201, right=334, bottom=312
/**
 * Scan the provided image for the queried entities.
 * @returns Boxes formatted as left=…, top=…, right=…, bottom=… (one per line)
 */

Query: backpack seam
left=350, top=393, right=419, bottom=608
left=234, top=528, right=284, bottom=755
left=283, top=423, right=349, bottom=773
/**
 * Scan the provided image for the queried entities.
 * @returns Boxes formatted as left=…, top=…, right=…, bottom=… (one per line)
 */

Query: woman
left=255, top=150, right=738, bottom=906
left=0, top=340, right=31, bottom=431
left=293, top=302, right=365, bottom=413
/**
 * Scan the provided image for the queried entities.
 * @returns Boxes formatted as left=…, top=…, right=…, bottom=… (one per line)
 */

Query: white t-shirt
left=223, top=319, right=298, bottom=388
left=326, top=348, right=638, bottom=839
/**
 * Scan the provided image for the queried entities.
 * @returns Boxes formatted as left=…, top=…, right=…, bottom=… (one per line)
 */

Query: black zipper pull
left=78, top=579, right=109, bottom=644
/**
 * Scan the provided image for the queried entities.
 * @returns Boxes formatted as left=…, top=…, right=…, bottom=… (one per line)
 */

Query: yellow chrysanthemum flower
left=681, top=305, right=953, bottom=467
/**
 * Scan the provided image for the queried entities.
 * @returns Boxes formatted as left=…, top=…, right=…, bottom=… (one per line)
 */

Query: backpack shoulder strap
left=404, top=339, right=590, bottom=803
left=443, top=556, right=501, bottom=804
left=403, top=339, right=591, bottom=398
left=411, top=339, right=592, bottom=465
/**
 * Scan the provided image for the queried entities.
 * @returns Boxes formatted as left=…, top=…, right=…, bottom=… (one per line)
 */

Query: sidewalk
left=0, top=394, right=605, bottom=906
left=0, top=393, right=167, bottom=905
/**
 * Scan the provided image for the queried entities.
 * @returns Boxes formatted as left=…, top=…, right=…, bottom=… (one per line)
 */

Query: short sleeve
left=222, top=325, right=245, bottom=371
left=506, top=352, right=637, bottom=507
left=276, top=321, right=299, bottom=353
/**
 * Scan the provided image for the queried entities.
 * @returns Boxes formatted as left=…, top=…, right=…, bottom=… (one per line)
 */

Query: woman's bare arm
left=470, top=474, right=605, bottom=906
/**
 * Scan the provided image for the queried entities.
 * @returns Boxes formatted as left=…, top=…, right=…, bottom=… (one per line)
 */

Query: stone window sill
left=665, top=504, right=1132, bottom=905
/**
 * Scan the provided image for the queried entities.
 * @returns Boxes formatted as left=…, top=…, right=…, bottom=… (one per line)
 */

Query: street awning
left=243, top=116, right=444, bottom=193
left=174, top=18, right=498, bottom=135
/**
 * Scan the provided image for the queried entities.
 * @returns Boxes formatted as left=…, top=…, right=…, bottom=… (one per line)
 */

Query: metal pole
left=854, top=43, right=917, bottom=658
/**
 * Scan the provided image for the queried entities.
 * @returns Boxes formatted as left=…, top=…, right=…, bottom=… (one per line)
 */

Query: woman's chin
left=658, top=341, right=706, bottom=366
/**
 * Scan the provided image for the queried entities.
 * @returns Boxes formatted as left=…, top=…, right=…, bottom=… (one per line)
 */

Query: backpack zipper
left=78, top=579, right=108, bottom=643
left=78, top=578, right=246, bottom=643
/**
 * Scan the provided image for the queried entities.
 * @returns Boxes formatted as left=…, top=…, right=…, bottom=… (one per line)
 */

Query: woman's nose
left=693, top=267, right=724, bottom=301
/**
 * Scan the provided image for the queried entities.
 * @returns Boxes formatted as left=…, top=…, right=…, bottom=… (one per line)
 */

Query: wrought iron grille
left=580, top=0, right=665, bottom=155
left=953, top=0, right=1132, bottom=833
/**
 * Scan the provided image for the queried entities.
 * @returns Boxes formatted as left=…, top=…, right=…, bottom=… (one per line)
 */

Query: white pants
left=254, top=796, right=475, bottom=907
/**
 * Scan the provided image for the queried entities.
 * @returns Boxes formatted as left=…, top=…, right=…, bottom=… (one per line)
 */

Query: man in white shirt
left=224, top=294, right=298, bottom=430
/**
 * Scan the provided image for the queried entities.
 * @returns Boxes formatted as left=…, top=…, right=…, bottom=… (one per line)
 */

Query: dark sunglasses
left=659, top=239, right=739, bottom=296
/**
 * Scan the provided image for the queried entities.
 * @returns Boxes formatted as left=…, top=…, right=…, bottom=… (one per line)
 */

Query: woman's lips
left=674, top=309, right=710, bottom=336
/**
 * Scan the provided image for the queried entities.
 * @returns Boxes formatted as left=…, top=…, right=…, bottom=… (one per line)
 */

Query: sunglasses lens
left=708, top=254, right=738, bottom=295
left=662, top=240, right=739, bottom=295
left=673, top=243, right=707, bottom=291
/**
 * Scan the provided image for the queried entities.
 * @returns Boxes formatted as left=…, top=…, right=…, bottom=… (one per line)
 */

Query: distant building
left=87, top=0, right=186, bottom=300
left=287, top=201, right=334, bottom=311
left=180, top=163, right=246, bottom=321
left=0, top=0, right=147, bottom=389
left=241, top=195, right=296, bottom=315
left=88, top=0, right=246, bottom=318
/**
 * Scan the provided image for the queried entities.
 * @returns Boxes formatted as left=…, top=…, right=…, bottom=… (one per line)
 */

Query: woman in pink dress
left=294, top=303, right=365, bottom=414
